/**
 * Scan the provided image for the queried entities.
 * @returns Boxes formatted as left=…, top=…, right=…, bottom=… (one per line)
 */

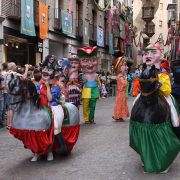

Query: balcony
left=89, top=24, right=97, bottom=42
left=54, top=8, right=61, bottom=30
left=76, top=19, right=83, bottom=37
left=7, top=1, right=21, bottom=20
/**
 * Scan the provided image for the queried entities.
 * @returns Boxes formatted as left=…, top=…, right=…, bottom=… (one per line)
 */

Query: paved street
left=0, top=97, right=180, bottom=180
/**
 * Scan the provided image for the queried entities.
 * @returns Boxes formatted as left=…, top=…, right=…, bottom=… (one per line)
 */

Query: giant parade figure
left=130, top=44, right=180, bottom=173
left=67, top=55, right=82, bottom=109
left=8, top=55, right=80, bottom=162
left=77, top=46, right=99, bottom=124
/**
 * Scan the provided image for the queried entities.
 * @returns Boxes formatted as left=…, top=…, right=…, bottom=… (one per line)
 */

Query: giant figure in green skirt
left=130, top=44, right=180, bottom=173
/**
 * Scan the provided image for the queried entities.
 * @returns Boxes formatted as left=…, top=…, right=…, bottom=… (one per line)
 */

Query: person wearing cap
left=112, top=56, right=129, bottom=121
left=77, top=46, right=99, bottom=124
left=67, top=55, right=81, bottom=109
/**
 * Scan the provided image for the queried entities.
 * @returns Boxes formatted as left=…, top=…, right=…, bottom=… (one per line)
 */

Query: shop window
left=159, top=20, right=163, bottom=27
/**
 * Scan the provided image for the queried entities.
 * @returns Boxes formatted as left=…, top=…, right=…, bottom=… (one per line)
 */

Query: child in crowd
left=101, top=80, right=107, bottom=98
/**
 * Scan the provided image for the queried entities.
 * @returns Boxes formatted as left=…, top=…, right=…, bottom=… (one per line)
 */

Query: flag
left=39, top=2, right=48, bottom=40
left=21, top=0, right=36, bottom=36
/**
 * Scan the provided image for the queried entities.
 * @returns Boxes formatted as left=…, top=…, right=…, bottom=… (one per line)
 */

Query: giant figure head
left=77, top=46, right=98, bottom=74
left=68, top=55, right=80, bottom=78
left=143, top=44, right=163, bottom=69
left=114, top=56, right=128, bottom=75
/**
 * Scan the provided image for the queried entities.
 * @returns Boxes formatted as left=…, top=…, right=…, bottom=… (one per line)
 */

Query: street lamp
left=144, top=21, right=155, bottom=37
left=142, top=0, right=155, bottom=22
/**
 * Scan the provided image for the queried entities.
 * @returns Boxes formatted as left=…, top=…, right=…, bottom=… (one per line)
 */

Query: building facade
left=0, top=0, right=133, bottom=72
left=132, top=0, right=170, bottom=65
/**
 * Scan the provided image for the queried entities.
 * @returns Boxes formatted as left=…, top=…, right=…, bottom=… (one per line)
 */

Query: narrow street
left=0, top=97, right=180, bottom=180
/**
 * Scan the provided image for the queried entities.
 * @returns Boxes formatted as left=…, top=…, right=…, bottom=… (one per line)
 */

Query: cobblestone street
left=0, top=97, right=180, bottom=180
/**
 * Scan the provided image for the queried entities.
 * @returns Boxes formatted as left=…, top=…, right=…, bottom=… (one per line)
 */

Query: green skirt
left=129, top=120, right=180, bottom=173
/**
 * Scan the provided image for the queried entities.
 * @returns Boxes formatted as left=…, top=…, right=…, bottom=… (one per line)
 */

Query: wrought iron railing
left=7, top=1, right=21, bottom=19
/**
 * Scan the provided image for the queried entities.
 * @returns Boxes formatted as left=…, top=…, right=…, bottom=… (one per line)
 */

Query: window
left=160, top=3, right=163, bottom=10
left=159, top=20, right=163, bottom=27
left=172, top=0, right=177, bottom=4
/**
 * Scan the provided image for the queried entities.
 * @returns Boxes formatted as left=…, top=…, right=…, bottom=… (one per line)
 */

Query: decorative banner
left=21, top=0, right=36, bottom=36
left=97, top=27, right=104, bottom=47
left=109, top=33, right=114, bottom=54
left=61, top=10, right=73, bottom=34
left=39, top=2, right=48, bottom=40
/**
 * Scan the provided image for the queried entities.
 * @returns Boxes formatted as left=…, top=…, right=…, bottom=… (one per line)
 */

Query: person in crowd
left=112, top=56, right=129, bottom=121
left=106, top=72, right=111, bottom=95
left=0, top=69, right=4, bottom=127
left=5, top=62, right=30, bottom=128
left=32, top=69, right=42, bottom=89
left=101, top=79, right=107, bottom=98
left=1, top=63, right=8, bottom=126
left=132, top=67, right=141, bottom=97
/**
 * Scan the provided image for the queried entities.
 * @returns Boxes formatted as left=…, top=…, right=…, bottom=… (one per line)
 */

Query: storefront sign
left=39, top=2, right=48, bottom=40
left=97, top=27, right=104, bottom=47
left=38, top=42, right=43, bottom=53
left=21, top=0, right=36, bottom=36
left=109, top=33, right=114, bottom=54
left=61, top=10, right=73, bottom=35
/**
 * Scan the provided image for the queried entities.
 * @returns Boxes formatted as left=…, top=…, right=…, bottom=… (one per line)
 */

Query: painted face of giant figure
left=77, top=46, right=98, bottom=74
left=143, top=44, right=163, bottom=69
left=69, top=56, right=80, bottom=78
left=81, top=57, right=98, bottom=74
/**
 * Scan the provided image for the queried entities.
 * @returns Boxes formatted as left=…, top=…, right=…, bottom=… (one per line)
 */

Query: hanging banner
left=109, top=33, right=114, bottom=54
left=39, top=2, right=48, bottom=40
left=21, top=0, right=36, bottom=36
left=97, top=27, right=104, bottom=47
left=61, top=10, right=73, bottom=35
